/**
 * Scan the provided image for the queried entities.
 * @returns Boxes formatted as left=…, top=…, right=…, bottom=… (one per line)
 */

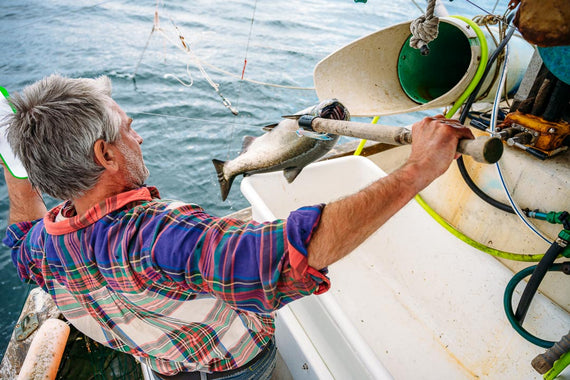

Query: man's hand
left=307, top=115, right=474, bottom=270
left=406, top=115, right=474, bottom=187
left=3, top=165, right=47, bottom=224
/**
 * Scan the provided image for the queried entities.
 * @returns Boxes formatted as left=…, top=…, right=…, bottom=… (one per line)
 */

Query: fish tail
left=212, top=159, right=234, bottom=201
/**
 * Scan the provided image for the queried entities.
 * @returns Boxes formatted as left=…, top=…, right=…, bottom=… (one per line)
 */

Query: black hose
left=456, top=157, right=515, bottom=214
left=514, top=239, right=566, bottom=322
left=455, top=19, right=519, bottom=214
left=504, top=263, right=565, bottom=348
left=458, top=21, right=516, bottom=124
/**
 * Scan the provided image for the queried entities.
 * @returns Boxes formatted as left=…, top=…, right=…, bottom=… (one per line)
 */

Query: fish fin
left=281, top=114, right=301, bottom=120
left=261, top=123, right=278, bottom=132
left=283, top=167, right=303, bottom=183
left=212, top=159, right=235, bottom=201
left=241, top=136, right=256, bottom=153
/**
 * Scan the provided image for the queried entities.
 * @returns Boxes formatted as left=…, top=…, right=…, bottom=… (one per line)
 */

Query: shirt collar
left=44, top=186, right=160, bottom=235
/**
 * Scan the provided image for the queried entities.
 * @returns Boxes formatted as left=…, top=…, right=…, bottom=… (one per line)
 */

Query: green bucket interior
left=398, top=22, right=473, bottom=104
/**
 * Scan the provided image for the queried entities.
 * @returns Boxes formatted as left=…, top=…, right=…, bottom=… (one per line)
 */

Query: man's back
left=6, top=185, right=327, bottom=375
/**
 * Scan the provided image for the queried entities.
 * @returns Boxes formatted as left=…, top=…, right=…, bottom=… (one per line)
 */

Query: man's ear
left=93, top=140, right=120, bottom=173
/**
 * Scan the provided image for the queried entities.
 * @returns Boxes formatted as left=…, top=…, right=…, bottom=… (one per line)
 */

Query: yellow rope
left=353, top=116, right=379, bottom=156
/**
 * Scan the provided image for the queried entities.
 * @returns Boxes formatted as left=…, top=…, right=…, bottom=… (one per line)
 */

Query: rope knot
left=409, top=0, right=440, bottom=55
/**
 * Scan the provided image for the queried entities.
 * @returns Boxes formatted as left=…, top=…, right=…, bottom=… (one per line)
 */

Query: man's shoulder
left=138, top=199, right=205, bottom=213
left=109, top=199, right=208, bottom=221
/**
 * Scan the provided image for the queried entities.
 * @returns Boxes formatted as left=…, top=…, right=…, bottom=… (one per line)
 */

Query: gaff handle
left=298, top=116, right=503, bottom=164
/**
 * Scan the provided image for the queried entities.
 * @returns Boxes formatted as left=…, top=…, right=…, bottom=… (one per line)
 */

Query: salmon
left=212, top=99, right=349, bottom=201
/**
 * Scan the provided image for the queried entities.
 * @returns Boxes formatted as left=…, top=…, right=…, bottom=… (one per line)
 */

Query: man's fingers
left=428, top=116, right=468, bottom=129
left=427, top=116, right=475, bottom=140
left=455, top=125, right=475, bottom=140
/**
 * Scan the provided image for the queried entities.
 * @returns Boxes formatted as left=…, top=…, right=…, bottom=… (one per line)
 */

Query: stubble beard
left=116, top=140, right=150, bottom=188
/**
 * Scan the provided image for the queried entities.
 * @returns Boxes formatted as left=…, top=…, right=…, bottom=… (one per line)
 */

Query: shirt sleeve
left=147, top=204, right=330, bottom=314
left=4, top=219, right=46, bottom=287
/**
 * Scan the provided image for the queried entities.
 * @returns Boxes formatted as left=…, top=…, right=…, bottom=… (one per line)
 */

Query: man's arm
left=4, top=167, right=47, bottom=224
left=307, top=116, right=474, bottom=270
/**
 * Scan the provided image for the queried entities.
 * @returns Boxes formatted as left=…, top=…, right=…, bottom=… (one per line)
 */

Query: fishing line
left=134, top=2, right=239, bottom=116
left=133, top=1, right=314, bottom=121
left=140, top=29, right=315, bottom=91
left=165, top=17, right=239, bottom=116
left=199, top=62, right=315, bottom=90
left=463, top=0, right=497, bottom=16
left=409, top=0, right=425, bottom=14
left=137, top=111, right=250, bottom=126
left=226, top=0, right=258, bottom=161
left=241, top=0, right=259, bottom=81
left=248, top=42, right=328, bottom=59
left=132, top=26, right=156, bottom=91
left=164, top=63, right=194, bottom=87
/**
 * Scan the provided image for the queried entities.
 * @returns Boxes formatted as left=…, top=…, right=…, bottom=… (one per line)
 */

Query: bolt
left=548, top=128, right=556, bottom=134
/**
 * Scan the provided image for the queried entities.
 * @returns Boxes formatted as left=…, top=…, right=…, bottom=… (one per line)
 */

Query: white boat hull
left=241, top=155, right=570, bottom=379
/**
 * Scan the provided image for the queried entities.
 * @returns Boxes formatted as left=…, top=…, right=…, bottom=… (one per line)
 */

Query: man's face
left=111, top=101, right=149, bottom=188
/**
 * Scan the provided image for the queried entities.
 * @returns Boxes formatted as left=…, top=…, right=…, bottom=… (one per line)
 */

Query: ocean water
left=0, top=0, right=501, bottom=358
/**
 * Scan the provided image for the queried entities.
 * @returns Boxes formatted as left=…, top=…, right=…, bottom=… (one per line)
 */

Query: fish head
left=310, top=99, right=350, bottom=121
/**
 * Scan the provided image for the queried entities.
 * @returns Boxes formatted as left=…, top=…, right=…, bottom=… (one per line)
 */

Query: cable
left=454, top=17, right=518, bottom=216
left=240, top=0, right=259, bottom=80
left=489, top=44, right=554, bottom=244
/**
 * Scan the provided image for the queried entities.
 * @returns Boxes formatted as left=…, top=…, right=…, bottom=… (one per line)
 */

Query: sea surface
left=0, top=0, right=501, bottom=357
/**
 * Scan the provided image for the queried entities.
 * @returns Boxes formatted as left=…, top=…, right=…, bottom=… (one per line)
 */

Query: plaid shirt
left=4, top=186, right=329, bottom=375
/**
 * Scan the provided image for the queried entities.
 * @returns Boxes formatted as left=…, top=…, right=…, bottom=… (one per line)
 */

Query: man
left=3, top=74, right=473, bottom=379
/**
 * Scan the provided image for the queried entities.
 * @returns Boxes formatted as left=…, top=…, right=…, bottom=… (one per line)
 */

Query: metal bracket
left=15, top=312, right=39, bottom=341
left=297, top=115, right=317, bottom=131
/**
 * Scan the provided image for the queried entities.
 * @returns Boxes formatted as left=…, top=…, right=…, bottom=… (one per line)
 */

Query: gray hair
left=5, top=74, right=121, bottom=200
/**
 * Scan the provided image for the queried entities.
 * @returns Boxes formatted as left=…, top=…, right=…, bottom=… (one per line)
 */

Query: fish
left=212, top=99, right=350, bottom=201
